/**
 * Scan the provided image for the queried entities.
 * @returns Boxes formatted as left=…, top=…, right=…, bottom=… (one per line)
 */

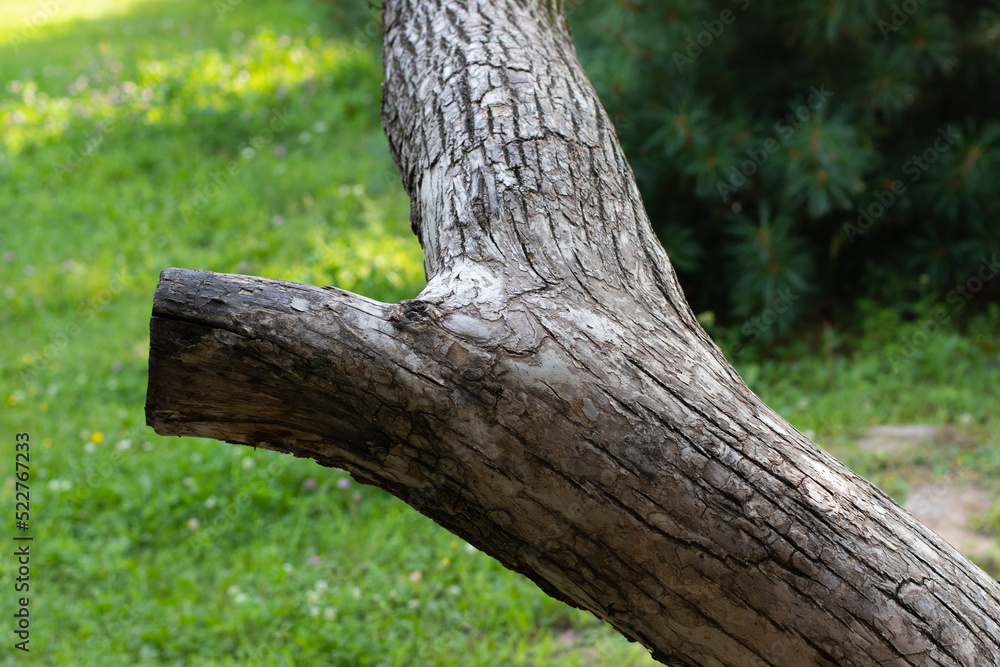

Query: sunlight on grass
left=1, top=28, right=369, bottom=156
left=0, top=0, right=156, bottom=44
left=289, top=223, right=426, bottom=300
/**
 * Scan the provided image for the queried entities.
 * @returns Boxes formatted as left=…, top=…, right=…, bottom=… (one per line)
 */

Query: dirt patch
left=853, top=424, right=976, bottom=456
left=854, top=424, right=939, bottom=455
left=845, top=424, right=999, bottom=574
left=904, top=483, right=1000, bottom=572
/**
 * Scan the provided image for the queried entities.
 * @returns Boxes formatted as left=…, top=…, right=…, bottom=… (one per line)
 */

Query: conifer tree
left=572, top=0, right=1000, bottom=337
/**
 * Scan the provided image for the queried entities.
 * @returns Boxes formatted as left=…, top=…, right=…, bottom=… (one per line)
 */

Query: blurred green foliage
left=571, top=0, right=1000, bottom=337
left=0, top=1, right=998, bottom=665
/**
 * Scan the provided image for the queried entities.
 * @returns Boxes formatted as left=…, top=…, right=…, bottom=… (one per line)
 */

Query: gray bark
left=146, top=0, right=1000, bottom=664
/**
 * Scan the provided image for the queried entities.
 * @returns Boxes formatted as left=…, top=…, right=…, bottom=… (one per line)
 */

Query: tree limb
left=147, top=0, right=1000, bottom=663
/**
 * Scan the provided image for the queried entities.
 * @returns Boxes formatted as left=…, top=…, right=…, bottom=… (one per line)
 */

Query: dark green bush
left=571, top=0, right=1000, bottom=337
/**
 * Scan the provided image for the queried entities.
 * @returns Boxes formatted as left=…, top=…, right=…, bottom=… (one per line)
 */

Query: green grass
left=717, top=299, right=1000, bottom=438
left=0, top=1, right=656, bottom=664
left=1, top=1, right=998, bottom=665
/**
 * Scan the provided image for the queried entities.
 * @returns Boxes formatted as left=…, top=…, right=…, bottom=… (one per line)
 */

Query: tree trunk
left=145, top=0, right=1000, bottom=664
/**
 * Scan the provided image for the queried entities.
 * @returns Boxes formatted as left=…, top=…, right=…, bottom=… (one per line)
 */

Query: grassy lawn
left=0, top=1, right=997, bottom=665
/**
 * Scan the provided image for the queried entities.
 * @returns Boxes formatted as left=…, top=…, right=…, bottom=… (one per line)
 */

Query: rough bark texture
left=146, top=1, right=1000, bottom=664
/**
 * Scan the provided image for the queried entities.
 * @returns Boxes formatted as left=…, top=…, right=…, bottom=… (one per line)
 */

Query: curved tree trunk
left=146, top=1, right=1000, bottom=664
